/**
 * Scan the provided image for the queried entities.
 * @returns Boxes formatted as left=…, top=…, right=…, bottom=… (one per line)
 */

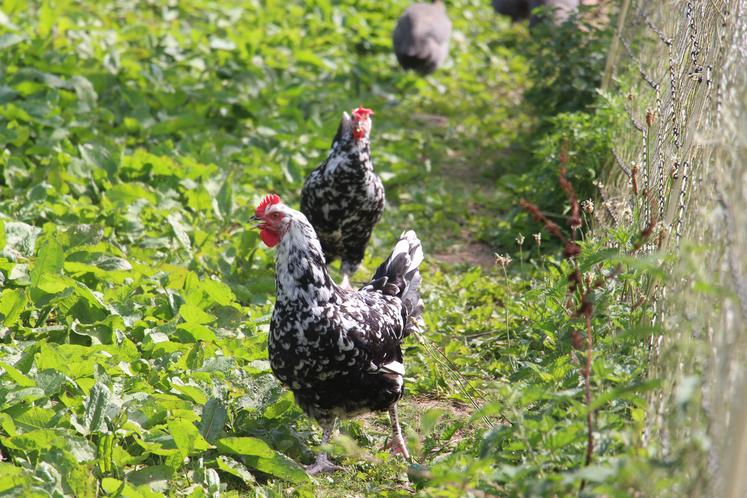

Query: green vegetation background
left=0, top=0, right=675, bottom=496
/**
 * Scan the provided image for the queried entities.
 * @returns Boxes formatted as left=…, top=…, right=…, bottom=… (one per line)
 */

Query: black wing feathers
left=362, top=231, right=424, bottom=338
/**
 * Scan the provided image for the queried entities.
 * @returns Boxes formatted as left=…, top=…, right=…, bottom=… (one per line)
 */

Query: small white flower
left=494, top=253, right=512, bottom=267
left=582, top=199, right=594, bottom=214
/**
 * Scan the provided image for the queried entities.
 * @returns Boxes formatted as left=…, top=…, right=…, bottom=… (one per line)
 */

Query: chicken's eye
left=270, top=212, right=282, bottom=220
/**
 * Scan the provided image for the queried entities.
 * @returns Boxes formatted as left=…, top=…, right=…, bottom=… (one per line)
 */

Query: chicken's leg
left=305, top=420, right=343, bottom=475
left=340, top=272, right=352, bottom=290
left=340, top=260, right=357, bottom=290
left=387, top=405, right=410, bottom=459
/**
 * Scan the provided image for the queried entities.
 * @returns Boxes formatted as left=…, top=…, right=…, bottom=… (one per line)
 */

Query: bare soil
left=432, top=240, right=496, bottom=268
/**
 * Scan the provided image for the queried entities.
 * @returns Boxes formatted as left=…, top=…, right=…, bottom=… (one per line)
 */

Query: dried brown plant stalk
left=520, top=166, right=597, bottom=474
left=581, top=296, right=594, bottom=467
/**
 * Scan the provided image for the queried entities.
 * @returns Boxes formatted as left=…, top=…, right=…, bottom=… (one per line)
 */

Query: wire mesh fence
left=604, top=0, right=747, bottom=494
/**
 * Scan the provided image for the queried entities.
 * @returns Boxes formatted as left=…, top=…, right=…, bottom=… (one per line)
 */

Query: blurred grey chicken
left=491, top=0, right=530, bottom=21
left=492, top=0, right=579, bottom=26
left=392, top=0, right=452, bottom=75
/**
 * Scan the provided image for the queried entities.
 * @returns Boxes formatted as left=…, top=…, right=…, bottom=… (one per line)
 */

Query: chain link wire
left=605, top=0, right=747, bottom=494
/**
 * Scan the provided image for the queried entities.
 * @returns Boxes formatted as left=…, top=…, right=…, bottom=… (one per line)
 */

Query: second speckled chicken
left=300, top=106, right=384, bottom=289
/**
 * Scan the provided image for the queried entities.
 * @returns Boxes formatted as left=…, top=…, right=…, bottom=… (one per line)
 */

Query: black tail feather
left=363, top=231, right=424, bottom=338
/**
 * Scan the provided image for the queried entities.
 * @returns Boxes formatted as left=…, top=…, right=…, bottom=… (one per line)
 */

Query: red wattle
left=260, top=228, right=281, bottom=247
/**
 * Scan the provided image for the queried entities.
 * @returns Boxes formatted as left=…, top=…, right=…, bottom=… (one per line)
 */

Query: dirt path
left=424, top=128, right=501, bottom=269
left=432, top=237, right=496, bottom=268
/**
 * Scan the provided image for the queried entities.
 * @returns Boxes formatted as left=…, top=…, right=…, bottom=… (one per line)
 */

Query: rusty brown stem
left=583, top=308, right=594, bottom=467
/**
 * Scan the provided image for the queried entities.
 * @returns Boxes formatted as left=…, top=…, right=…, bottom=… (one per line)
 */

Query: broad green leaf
left=63, top=224, right=105, bottom=248
left=0, top=33, right=25, bottom=50
left=215, top=455, right=256, bottom=485
left=0, top=289, right=28, bottom=327
left=35, top=273, right=73, bottom=293
left=37, top=1, right=55, bottom=37
left=35, top=343, right=99, bottom=380
left=100, top=478, right=127, bottom=495
left=216, top=436, right=275, bottom=458
left=172, top=383, right=208, bottom=405
left=186, top=188, right=213, bottom=212
left=125, top=465, right=172, bottom=493
left=71, top=280, right=106, bottom=309
left=0, top=288, right=27, bottom=326
left=79, top=142, right=117, bottom=177
left=199, top=398, right=227, bottom=443
left=7, top=262, right=30, bottom=285
left=263, top=395, right=294, bottom=419
left=185, top=342, right=205, bottom=370
left=167, top=213, right=191, bottom=251
left=71, top=320, right=115, bottom=345
left=97, top=433, right=114, bottom=474
left=0, top=413, right=17, bottom=436
left=30, top=235, right=64, bottom=287
left=95, top=256, right=132, bottom=271
left=179, top=303, right=214, bottom=325
left=177, top=323, right=216, bottom=342
left=1, top=221, right=41, bottom=260
left=101, top=477, right=158, bottom=498
left=167, top=419, right=211, bottom=457
left=83, top=382, right=111, bottom=434
left=1, top=387, right=46, bottom=410
left=105, top=183, right=156, bottom=206
left=294, top=50, right=331, bottom=69
left=216, top=174, right=233, bottom=219
left=64, top=253, right=133, bottom=278
left=4, top=405, right=55, bottom=430
left=77, top=377, right=96, bottom=394
left=200, top=278, right=236, bottom=307
left=71, top=75, right=98, bottom=109
left=0, top=462, right=33, bottom=493
left=216, top=437, right=309, bottom=483
left=64, top=463, right=97, bottom=498
left=2, top=428, right=66, bottom=452
left=546, top=424, right=583, bottom=450
left=36, top=277, right=106, bottom=319
left=136, top=434, right=181, bottom=458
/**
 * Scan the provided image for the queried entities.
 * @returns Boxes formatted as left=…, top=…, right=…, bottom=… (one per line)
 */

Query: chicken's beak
left=249, top=215, right=262, bottom=229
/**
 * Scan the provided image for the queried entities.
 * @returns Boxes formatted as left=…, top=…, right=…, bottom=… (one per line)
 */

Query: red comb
left=352, top=106, right=374, bottom=120
left=255, top=194, right=281, bottom=217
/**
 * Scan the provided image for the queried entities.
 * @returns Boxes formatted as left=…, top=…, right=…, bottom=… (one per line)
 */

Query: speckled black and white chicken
left=252, top=194, right=424, bottom=474
left=300, top=106, right=384, bottom=289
